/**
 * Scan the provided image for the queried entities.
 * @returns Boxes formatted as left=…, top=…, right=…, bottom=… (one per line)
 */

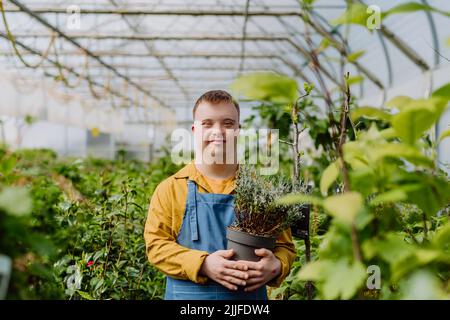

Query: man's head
left=193, top=90, right=240, bottom=121
left=192, top=90, right=240, bottom=164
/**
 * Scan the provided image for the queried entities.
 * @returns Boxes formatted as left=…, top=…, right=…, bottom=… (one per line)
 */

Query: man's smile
left=207, top=139, right=226, bottom=145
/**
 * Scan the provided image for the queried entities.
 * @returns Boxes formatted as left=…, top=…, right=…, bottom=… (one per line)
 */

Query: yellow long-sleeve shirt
left=144, top=162, right=296, bottom=287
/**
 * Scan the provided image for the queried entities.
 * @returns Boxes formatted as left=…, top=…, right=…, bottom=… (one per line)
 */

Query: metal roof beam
left=0, top=32, right=147, bottom=109
left=6, top=0, right=170, bottom=108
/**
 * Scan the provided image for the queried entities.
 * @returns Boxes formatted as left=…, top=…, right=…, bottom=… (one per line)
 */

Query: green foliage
left=282, top=94, right=450, bottom=299
left=332, top=3, right=369, bottom=27
left=333, top=2, right=450, bottom=28
left=0, top=148, right=180, bottom=299
left=347, top=50, right=366, bottom=62
left=0, top=187, right=32, bottom=216
left=439, top=129, right=450, bottom=143
left=320, top=160, right=339, bottom=196
left=230, top=72, right=298, bottom=105
left=235, top=70, right=450, bottom=299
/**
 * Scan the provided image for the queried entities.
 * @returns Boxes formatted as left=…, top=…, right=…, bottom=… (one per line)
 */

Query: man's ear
left=191, top=123, right=195, bottom=132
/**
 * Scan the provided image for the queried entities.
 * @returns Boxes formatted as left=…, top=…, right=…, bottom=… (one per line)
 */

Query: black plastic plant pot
left=226, top=227, right=277, bottom=262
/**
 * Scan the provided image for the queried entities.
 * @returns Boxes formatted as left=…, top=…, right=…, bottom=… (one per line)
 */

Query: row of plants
left=0, top=147, right=180, bottom=299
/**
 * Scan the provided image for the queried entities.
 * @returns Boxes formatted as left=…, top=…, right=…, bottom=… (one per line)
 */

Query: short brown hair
left=193, top=90, right=240, bottom=119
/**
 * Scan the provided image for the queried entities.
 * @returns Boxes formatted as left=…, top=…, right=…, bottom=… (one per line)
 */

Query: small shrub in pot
left=227, top=165, right=308, bottom=261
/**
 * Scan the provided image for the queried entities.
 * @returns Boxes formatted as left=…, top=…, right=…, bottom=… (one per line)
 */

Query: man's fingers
left=238, top=260, right=262, bottom=271
left=224, top=260, right=248, bottom=271
left=245, top=277, right=264, bottom=285
left=244, top=283, right=263, bottom=292
left=254, top=248, right=272, bottom=257
left=218, top=280, right=237, bottom=291
left=246, top=270, right=263, bottom=278
left=216, top=249, right=234, bottom=259
left=222, top=268, right=249, bottom=280
left=222, top=275, right=246, bottom=287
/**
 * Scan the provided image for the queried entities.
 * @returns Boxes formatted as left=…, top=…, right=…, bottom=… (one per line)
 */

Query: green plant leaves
left=346, top=75, right=364, bottom=86
left=385, top=96, right=414, bottom=111
left=384, top=3, right=432, bottom=16
left=230, top=72, right=298, bottom=104
left=323, top=192, right=364, bottom=225
left=76, top=290, right=95, bottom=300
left=384, top=2, right=450, bottom=18
left=297, top=260, right=332, bottom=281
left=298, top=259, right=366, bottom=299
left=350, top=106, right=392, bottom=122
left=391, top=104, right=435, bottom=145
left=432, top=222, right=450, bottom=249
left=277, top=193, right=322, bottom=206
left=332, top=3, right=369, bottom=27
left=363, top=231, right=450, bottom=283
left=0, top=155, right=17, bottom=175
left=432, top=82, right=450, bottom=100
left=333, top=3, right=450, bottom=28
left=369, top=142, right=433, bottom=167
left=347, top=50, right=366, bottom=62
left=320, top=160, right=340, bottom=196
left=401, top=270, right=445, bottom=300
left=369, top=189, right=408, bottom=206
left=438, top=129, right=450, bottom=143
left=403, top=174, right=450, bottom=216
left=0, top=186, right=32, bottom=216
left=322, top=260, right=366, bottom=300
left=386, top=96, right=448, bottom=144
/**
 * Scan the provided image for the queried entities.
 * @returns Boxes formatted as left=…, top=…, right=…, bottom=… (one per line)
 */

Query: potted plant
left=226, top=165, right=308, bottom=261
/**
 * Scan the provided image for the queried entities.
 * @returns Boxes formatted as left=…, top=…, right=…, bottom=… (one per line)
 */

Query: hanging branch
left=1, top=0, right=56, bottom=69
left=278, top=91, right=310, bottom=179
left=278, top=88, right=312, bottom=300
left=52, top=41, right=87, bottom=89
left=338, top=72, right=362, bottom=263
left=300, top=7, right=339, bottom=142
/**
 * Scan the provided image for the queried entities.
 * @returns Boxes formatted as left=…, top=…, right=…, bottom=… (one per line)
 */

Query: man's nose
left=211, top=122, right=225, bottom=134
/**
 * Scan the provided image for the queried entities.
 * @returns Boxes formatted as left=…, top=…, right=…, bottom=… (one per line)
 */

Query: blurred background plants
left=232, top=70, right=450, bottom=300
left=0, top=146, right=180, bottom=299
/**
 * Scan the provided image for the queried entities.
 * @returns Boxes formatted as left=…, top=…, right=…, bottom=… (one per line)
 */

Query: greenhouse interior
left=0, top=0, right=450, bottom=302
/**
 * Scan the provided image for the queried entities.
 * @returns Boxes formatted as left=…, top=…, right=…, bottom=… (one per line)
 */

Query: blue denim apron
left=164, top=180, right=267, bottom=300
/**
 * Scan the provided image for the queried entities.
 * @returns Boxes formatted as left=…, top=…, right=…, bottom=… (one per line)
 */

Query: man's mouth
left=208, top=139, right=226, bottom=145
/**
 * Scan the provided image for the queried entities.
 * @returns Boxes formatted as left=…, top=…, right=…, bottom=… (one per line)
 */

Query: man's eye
left=202, top=122, right=212, bottom=127
left=224, top=121, right=234, bottom=127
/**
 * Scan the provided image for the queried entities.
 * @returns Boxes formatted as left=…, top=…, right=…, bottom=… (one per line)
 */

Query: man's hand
left=200, top=249, right=249, bottom=290
left=239, top=248, right=281, bottom=292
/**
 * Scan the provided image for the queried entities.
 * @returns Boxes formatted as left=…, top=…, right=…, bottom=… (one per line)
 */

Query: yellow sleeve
left=266, top=227, right=296, bottom=287
left=144, top=179, right=209, bottom=284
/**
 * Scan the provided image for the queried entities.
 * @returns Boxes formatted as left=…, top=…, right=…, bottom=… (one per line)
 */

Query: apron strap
left=187, top=180, right=199, bottom=241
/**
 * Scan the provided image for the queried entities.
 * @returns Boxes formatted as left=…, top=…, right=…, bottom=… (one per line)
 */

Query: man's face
left=192, top=101, right=240, bottom=164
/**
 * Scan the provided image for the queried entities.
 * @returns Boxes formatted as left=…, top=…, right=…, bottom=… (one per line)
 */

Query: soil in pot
left=226, top=227, right=276, bottom=262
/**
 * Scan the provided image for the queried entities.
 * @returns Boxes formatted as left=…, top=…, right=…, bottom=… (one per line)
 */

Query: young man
left=144, top=90, right=296, bottom=300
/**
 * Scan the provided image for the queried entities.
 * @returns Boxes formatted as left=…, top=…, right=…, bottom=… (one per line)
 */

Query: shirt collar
left=174, top=162, right=236, bottom=194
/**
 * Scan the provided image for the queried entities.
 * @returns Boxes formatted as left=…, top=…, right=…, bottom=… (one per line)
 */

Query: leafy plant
left=0, top=147, right=180, bottom=299
left=231, top=165, right=309, bottom=237
left=279, top=81, right=450, bottom=300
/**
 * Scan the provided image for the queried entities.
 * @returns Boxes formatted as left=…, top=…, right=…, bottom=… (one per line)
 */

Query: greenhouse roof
left=1, top=0, right=449, bottom=126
